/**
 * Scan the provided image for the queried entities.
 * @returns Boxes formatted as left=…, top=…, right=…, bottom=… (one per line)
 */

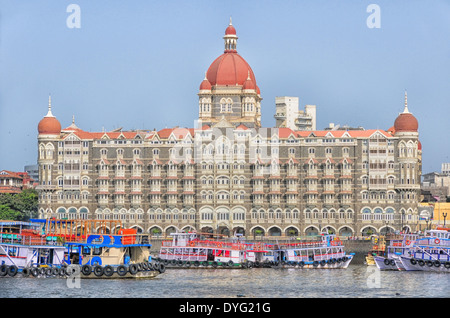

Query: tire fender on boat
left=129, top=263, right=139, bottom=275
left=81, top=264, right=92, bottom=275
left=22, top=267, right=31, bottom=277
left=0, top=265, right=7, bottom=276
left=93, top=265, right=104, bottom=277
left=30, top=267, right=39, bottom=277
left=52, top=267, right=60, bottom=276
left=104, top=265, right=114, bottom=277
left=7, top=266, right=18, bottom=277
left=45, top=267, right=52, bottom=276
left=117, top=265, right=127, bottom=276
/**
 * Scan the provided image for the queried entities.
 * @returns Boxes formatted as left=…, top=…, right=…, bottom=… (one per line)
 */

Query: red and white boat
left=157, top=231, right=267, bottom=268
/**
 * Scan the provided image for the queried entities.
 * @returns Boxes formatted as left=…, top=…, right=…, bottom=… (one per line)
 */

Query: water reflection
left=0, top=265, right=448, bottom=298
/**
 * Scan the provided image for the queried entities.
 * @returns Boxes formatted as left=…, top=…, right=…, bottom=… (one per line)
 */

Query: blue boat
left=64, top=230, right=165, bottom=279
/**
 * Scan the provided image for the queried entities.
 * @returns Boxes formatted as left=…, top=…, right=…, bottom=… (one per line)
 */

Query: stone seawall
left=149, top=238, right=372, bottom=265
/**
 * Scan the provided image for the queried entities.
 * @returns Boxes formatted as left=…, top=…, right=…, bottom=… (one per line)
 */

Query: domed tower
left=38, top=95, right=62, bottom=138
left=198, top=18, right=262, bottom=128
left=37, top=95, right=61, bottom=200
left=393, top=91, right=420, bottom=227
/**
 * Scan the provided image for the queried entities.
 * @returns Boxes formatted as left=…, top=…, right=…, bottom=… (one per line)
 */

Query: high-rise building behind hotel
left=274, top=97, right=316, bottom=131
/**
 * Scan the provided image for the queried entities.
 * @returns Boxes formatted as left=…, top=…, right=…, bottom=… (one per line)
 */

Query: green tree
left=0, top=188, right=38, bottom=221
left=0, top=205, right=21, bottom=220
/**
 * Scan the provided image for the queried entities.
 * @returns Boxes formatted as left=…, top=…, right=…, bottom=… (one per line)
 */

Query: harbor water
left=0, top=264, right=448, bottom=298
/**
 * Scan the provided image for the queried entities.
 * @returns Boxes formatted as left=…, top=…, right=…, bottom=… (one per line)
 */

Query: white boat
left=264, top=233, right=354, bottom=269
left=0, top=221, right=66, bottom=277
left=373, top=233, right=419, bottom=271
left=399, top=229, right=450, bottom=272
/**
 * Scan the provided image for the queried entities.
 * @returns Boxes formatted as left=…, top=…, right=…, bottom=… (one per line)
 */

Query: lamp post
left=443, top=212, right=448, bottom=227
left=401, top=210, right=405, bottom=233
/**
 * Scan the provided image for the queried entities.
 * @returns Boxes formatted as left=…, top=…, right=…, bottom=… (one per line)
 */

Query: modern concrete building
left=274, top=97, right=316, bottom=131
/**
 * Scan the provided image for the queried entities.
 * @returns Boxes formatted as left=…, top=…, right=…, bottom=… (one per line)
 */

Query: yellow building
left=419, top=202, right=450, bottom=228
left=433, top=202, right=450, bottom=226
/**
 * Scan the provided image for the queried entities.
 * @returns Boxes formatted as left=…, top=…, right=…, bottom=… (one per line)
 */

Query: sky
left=0, top=0, right=449, bottom=174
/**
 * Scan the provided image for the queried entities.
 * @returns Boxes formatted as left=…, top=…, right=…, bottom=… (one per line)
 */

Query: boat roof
left=66, top=242, right=152, bottom=248
left=0, top=221, right=41, bottom=227
left=65, top=234, right=151, bottom=248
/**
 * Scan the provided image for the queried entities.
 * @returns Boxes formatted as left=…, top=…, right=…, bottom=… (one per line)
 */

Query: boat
left=64, top=230, right=164, bottom=279
left=365, top=235, right=385, bottom=266
left=0, top=220, right=66, bottom=277
left=399, top=229, right=450, bottom=272
left=157, top=231, right=263, bottom=268
left=31, top=218, right=164, bottom=279
left=264, top=233, right=355, bottom=269
left=373, top=233, right=419, bottom=271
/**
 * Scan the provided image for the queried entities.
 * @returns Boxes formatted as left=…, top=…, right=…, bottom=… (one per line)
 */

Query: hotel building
left=36, top=21, right=422, bottom=237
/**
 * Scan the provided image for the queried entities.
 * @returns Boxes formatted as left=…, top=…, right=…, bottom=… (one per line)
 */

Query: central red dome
left=206, top=53, right=256, bottom=87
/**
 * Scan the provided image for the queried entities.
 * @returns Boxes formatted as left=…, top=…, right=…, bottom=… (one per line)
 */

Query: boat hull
left=78, top=270, right=160, bottom=279
left=274, top=255, right=353, bottom=269
left=0, top=263, right=164, bottom=279
left=399, top=256, right=450, bottom=272
left=374, top=256, right=400, bottom=271
left=159, top=259, right=245, bottom=269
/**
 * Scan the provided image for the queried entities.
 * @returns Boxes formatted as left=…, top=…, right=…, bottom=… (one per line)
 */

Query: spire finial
left=247, top=70, right=251, bottom=80
left=403, top=90, right=410, bottom=113
left=46, top=94, right=54, bottom=117
left=72, top=115, right=75, bottom=124
left=229, top=16, right=232, bottom=25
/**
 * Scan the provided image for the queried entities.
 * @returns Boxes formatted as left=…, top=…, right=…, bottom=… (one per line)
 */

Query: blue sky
left=0, top=0, right=449, bottom=174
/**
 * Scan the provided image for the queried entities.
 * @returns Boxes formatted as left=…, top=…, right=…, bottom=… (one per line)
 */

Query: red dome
left=199, top=77, right=212, bottom=90
left=206, top=53, right=256, bottom=87
left=242, top=75, right=256, bottom=90
left=38, top=116, right=61, bottom=135
left=225, top=24, right=236, bottom=35
left=394, top=112, right=418, bottom=132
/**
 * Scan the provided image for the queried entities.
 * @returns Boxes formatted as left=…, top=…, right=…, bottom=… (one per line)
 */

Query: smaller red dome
left=200, top=77, right=212, bottom=90
left=243, top=76, right=256, bottom=90
left=225, top=24, right=236, bottom=35
left=38, top=116, right=61, bottom=135
left=418, top=140, right=422, bottom=150
left=394, top=113, right=418, bottom=132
